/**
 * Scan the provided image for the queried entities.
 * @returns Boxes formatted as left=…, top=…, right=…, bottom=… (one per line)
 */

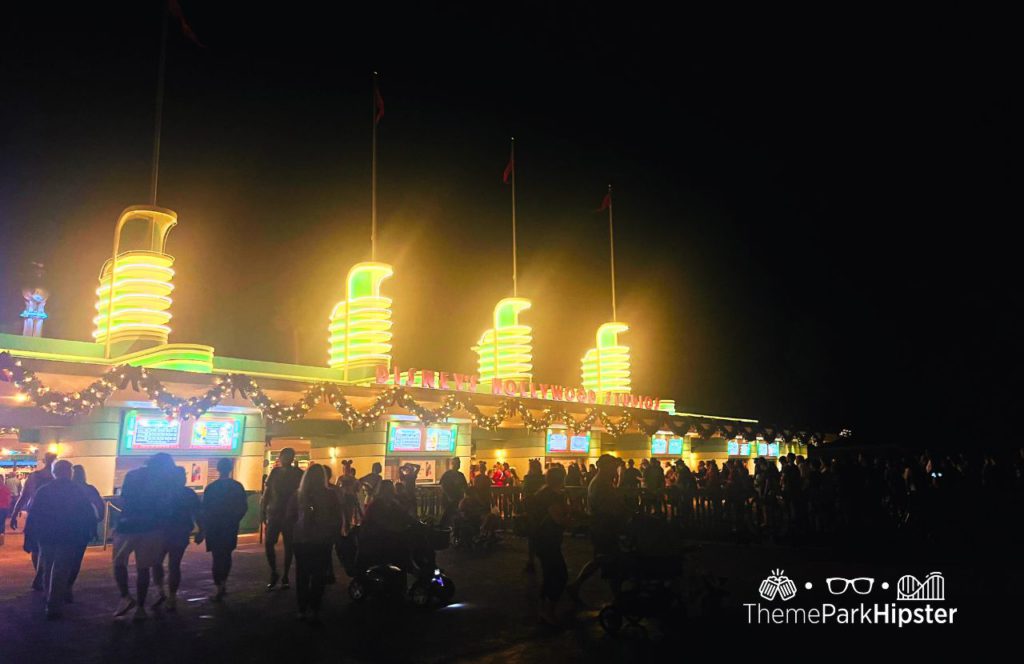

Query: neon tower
left=93, top=206, right=177, bottom=354
left=581, top=321, right=631, bottom=397
left=328, top=262, right=394, bottom=382
left=473, top=297, right=533, bottom=383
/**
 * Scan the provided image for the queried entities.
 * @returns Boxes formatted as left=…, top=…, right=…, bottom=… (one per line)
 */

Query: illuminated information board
left=546, top=429, right=591, bottom=455
left=119, top=410, right=244, bottom=456
left=387, top=422, right=457, bottom=453
left=651, top=433, right=685, bottom=456
left=191, top=417, right=242, bottom=451
left=123, top=412, right=181, bottom=450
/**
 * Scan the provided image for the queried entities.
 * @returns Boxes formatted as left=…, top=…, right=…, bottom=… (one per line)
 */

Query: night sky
left=1, top=4, right=1013, bottom=445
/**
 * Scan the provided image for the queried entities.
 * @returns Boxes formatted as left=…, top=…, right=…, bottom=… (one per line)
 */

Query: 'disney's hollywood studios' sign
left=376, top=366, right=663, bottom=411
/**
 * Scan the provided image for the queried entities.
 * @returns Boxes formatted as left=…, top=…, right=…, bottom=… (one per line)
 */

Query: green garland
left=0, top=352, right=822, bottom=442
left=1, top=352, right=680, bottom=436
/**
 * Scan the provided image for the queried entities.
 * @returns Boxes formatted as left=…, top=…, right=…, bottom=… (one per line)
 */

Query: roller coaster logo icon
left=758, top=569, right=798, bottom=602
left=896, top=572, right=945, bottom=601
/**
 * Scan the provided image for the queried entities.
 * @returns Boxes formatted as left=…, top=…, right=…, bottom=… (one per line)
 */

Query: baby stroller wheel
left=409, top=580, right=432, bottom=608
left=348, top=577, right=368, bottom=602
left=599, top=605, right=624, bottom=635
left=437, top=576, right=456, bottom=604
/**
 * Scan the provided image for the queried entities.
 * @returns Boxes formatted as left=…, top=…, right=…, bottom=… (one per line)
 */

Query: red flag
left=597, top=191, right=612, bottom=212
left=502, top=155, right=514, bottom=184
left=168, top=0, right=203, bottom=47
left=374, top=86, right=384, bottom=125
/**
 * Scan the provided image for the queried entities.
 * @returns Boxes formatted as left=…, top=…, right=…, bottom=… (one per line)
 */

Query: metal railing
left=409, top=484, right=857, bottom=541
left=93, top=484, right=879, bottom=546
left=97, top=491, right=262, bottom=548
left=101, top=500, right=121, bottom=550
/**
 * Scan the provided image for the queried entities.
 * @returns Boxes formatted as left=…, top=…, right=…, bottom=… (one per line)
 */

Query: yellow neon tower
left=581, top=321, right=631, bottom=396
left=328, top=262, right=394, bottom=382
left=473, top=297, right=533, bottom=383
left=93, top=206, right=177, bottom=352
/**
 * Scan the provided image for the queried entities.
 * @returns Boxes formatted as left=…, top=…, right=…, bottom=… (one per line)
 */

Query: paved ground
left=0, top=528, right=1017, bottom=662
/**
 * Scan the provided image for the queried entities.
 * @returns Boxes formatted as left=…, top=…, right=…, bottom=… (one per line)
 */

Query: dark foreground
left=0, top=530, right=1018, bottom=662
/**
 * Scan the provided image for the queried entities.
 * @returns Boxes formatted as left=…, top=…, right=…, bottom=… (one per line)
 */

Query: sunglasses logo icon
left=826, top=577, right=875, bottom=595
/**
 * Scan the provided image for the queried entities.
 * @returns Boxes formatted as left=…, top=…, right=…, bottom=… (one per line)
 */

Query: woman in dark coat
left=287, top=463, right=342, bottom=622
left=197, top=458, right=249, bottom=602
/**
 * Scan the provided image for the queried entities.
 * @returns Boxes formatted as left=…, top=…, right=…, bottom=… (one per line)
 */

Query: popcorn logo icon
left=759, top=569, right=798, bottom=602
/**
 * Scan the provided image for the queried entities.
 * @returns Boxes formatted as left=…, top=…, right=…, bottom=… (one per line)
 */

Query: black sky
left=0, top=3, right=1014, bottom=444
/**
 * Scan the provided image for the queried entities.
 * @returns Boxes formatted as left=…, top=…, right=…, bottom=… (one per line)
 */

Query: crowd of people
left=576, top=450, right=1024, bottom=546
left=4, top=445, right=1021, bottom=626
left=3, top=452, right=248, bottom=621
left=457, top=450, right=1024, bottom=547
left=258, top=449, right=459, bottom=621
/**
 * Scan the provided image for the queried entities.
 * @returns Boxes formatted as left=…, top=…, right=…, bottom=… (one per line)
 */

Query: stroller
left=596, top=517, right=725, bottom=636
left=341, top=521, right=455, bottom=608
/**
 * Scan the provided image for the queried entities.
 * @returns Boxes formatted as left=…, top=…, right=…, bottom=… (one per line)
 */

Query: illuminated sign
left=651, top=433, right=684, bottom=456
left=425, top=425, right=455, bottom=452
left=739, top=442, right=750, bottom=456
left=123, top=411, right=181, bottom=451
left=377, top=365, right=663, bottom=411
left=757, top=442, right=768, bottom=457
left=473, top=298, right=533, bottom=383
left=581, top=321, right=631, bottom=395
left=377, top=365, right=479, bottom=393
left=768, top=442, right=780, bottom=457
left=387, top=422, right=457, bottom=454
left=190, top=416, right=241, bottom=451
left=546, top=429, right=590, bottom=455
left=329, top=262, right=394, bottom=380
left=119, top=409, right=243, bottom=456
left=727, top=440, right=739, bottom=456
left=547, top=431, right=568, bottom=453
left=570, top=434, right=591, bottom=454
left=389, top=424, right=423, bottom=451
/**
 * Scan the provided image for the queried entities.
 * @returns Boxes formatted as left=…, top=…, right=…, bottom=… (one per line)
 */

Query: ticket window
left=544, top=429, right=591, bottom=467
left=384, top=421, right=458, bottom=484
left=114, top=409, right=245, bottom=492
left=650, top=432, right=687, bottom=459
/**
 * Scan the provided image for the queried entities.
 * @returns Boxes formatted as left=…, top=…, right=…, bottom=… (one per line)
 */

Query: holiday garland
left=0, top=352, right=821, bottom=442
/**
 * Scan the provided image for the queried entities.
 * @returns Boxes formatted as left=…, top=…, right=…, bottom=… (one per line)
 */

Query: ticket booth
left=383, top=419, right=465, bottom=484
left=544, top=426, right=594, bottom=467
left=112, top=407, right=257, bottom=492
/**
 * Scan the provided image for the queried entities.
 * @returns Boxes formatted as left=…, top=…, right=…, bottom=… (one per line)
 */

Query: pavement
left=0, top=528, right=1018, bottom=662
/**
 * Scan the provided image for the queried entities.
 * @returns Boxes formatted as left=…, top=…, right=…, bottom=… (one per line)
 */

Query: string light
left=0, top=351, right=827, bottom=440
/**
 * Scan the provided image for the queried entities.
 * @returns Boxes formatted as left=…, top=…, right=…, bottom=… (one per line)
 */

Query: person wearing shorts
left=261, top=447, right=303, bottom=590
left=566, top=454, right=626, bottom=602
left=112, top=453, right=178, bottom=622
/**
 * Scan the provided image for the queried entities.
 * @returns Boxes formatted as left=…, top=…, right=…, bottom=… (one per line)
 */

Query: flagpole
left=371, top=71, right=379, bottom=262
left=150, top=2, right=169, bottom=206
left=510, top=137, right=517, bottom=297
left=607, top=184, right=617, bottom=322
left=110, top=2, right=169, bottom=359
